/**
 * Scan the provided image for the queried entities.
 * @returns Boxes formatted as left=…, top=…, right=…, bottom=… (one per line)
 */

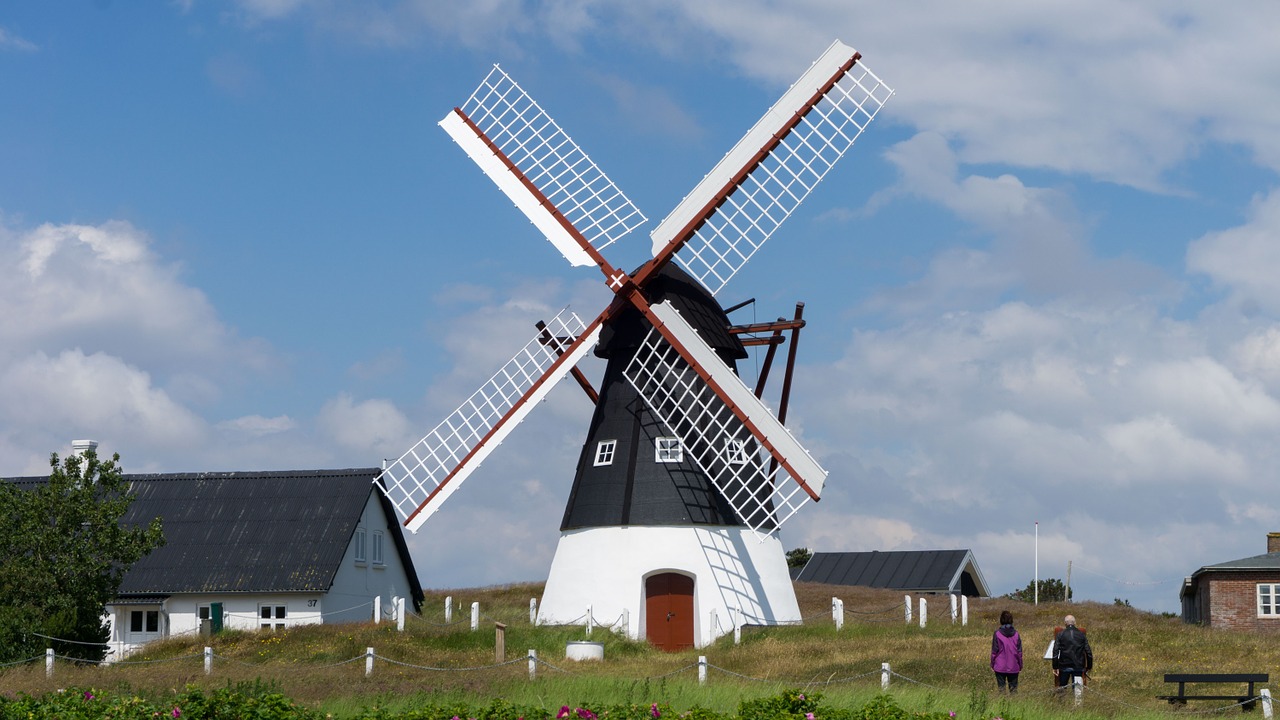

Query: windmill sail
left=623, top=300, right=826, bottom=536
left=648, top=40, right=893, bottom=295
left=381, top=309, right=601, bottom=532
left=440, top=66, right=647, bottom=267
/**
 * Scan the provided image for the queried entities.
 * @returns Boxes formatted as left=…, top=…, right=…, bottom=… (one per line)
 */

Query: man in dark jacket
left=1053, top=614, right=1093, bottom=688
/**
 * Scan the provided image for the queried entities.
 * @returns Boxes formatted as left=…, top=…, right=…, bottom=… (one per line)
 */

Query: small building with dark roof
left=793, top=549, right=991, bottom=597
left=5, top=466, right=422, bottom=657
left=1180, top=532, right=1280, bottom=631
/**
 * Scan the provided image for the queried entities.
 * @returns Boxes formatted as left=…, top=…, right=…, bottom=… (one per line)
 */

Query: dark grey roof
left=1199, top=551, right=1280, bottom=571
left=5, top=468, right=422, bottom=606
left=793, top=550, right=991, bottom=596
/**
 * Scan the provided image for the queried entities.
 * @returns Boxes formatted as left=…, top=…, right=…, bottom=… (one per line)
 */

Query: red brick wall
left=1206, top=573, right=1280, bottom=632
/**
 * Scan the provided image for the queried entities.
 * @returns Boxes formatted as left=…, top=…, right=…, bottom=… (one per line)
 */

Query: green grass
left=3, top=582, right=1277, bottom=720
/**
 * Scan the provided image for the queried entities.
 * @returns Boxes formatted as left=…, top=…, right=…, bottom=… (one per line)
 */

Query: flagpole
left=1034, top=521, right=1039, bottom=605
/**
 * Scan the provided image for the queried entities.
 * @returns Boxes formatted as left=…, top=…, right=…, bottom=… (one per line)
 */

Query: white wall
left=326, top=493, right=413, bottom=624
left=537, top=525, right=800, bottom=647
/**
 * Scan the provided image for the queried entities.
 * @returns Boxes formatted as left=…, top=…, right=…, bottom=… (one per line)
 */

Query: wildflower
left=558, top=706, right=571, bottom=719
left=650, top=703, right=660, bottom=718
left=172, top=707, right=181, bottom=718
left=83, top=691, right=94, bottom=701
left=805, top=714, right=814, bottom=720
left=949, top=713, right=956, bottom=718
left=798, top=695, right=805, bottom=701
left=576, top=708, right=597, bottom=720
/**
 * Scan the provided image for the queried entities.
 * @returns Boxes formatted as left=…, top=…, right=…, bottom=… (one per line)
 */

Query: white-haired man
left=1052, top=614, right=1093, bottom=688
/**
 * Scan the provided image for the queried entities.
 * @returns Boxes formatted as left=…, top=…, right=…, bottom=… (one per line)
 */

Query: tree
left=0, top=449, right=164, bottom=663
left=1006, top=577, right=1072, bottom=603
left=786, top=547, right=813, bottom=569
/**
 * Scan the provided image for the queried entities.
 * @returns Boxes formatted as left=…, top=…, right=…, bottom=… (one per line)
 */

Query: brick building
left=1180, top=533, right=1280, bottom=631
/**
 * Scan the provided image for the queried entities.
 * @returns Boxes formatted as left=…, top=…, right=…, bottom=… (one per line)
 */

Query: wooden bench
left=1158, top=673, right=1269, bottom=712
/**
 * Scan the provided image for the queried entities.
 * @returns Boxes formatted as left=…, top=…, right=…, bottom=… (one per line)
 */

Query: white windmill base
left=536, top=525, right=801, bottom=648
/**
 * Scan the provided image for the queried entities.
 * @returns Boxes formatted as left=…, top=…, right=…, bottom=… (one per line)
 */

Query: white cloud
left=0, top=25, right=37, bottom=52
left=317, top=393, right=412, bottom=457
left=1187, top=190, right=1280, bottom=314
left=217, top=414, right=296, bottom=436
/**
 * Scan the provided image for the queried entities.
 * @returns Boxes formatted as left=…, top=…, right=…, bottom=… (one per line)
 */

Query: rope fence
left=5, top=647, right=1276, bottom=717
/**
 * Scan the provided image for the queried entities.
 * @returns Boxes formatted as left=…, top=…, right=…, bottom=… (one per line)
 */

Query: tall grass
left=3, top=582, right=1276, bottom=720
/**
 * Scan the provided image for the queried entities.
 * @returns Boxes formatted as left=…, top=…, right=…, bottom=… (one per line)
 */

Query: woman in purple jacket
left=991, top=610, right=1024, bottom=692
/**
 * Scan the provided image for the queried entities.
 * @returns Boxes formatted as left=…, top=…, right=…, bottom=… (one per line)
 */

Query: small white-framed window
left=372, top=531, right=385, bottom=566
left=594, top=440, right=617, bottom=466
left=1258, top=583, right=1280, bottom=616
left=260, top=604, right=286, bottom=630
left=198, top=605, right=210, bottom=621
left=655, top=437, right=682, bottom=463
left=725, top=438, right=748, bottom=465
left=129, top=610, right=159, bottom=633
left=354, top=528, right=367, bottom=564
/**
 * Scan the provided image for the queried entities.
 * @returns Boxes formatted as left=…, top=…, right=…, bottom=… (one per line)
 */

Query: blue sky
left=4, top=1, right=1280, bottom=614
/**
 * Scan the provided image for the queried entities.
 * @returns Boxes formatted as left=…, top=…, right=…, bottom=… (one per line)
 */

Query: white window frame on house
left=655, top=437, right=682, bottom=463
left=372, top=530, right=385, bottom=566
left=593, top=439, right=617, bottom=466
left=129, top=609, right=160, bottom=634
left=259, top=604, right=287, bottom=631
left=725, top=438, right=748, bottom=465
left=354, top=528, right=367, bottom=564
left=1258, top=583, right=1280, bottom=617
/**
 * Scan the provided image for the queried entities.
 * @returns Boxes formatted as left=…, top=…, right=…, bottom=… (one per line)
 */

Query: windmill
left=380, top=40, right=892, bottom=650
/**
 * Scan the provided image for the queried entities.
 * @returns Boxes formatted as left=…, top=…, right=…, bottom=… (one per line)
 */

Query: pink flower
left=949, top=713, right=956, bottom=718
left=805, top=714, right=814, bottom=720
left=558, top=707, right=571, bottom=719
left=798, top=695, right=806, bottom=701
left=576, top=709, right=597, bottom=720
left=172, top=707, right=181, bottom=718
left=83, top=691, right=94, bottom=701
left=650, top=703, right=660, bottom=718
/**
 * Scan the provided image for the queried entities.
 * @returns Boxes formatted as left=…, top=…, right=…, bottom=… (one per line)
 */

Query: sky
left=3, top=1, right=1280, bottom=615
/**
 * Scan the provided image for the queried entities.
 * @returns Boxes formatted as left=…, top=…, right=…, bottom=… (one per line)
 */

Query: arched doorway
left=645, top=572, right=694, bottom=651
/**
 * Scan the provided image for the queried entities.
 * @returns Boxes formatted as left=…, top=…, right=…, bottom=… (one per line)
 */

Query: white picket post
left=204, top=646, right=212, bottom=675
left=1261, top=688, right=1273, bottom=719
left=919, top=598, right=927, bottom=628
left=949, top=594, right=957, bottom=624
left=622, top=608, right=631, bottom=639
left=46, top=648, right=53, bottom=678
left=445, top=595, right=452, bottom=623
left=530, top=598, right=538, bottom=624
left=961, top=595, right=969, bottom=626
left=586, top=605, right=594, bottom=636
left=832, top=597, right=844, bottom=630
left=528, top=649, right=537, bottom=680
left=904, top=595, right=912, bottom=624
left=708, top=608, right=717, bottom=645
left=471, top=601, right=480, bottom=631
left=881, top=662, right=891, bottom=691
left=732, top=608, right=741, bottom=645
left=373, top=595, right=381, bottom=624
left=396, top=597, right=405, bottom=631
left=364, top=647, right=374, bottom=677
left=1073, top=675, right=1083, bottom=706
left=698, top=655, right=707, bottom=685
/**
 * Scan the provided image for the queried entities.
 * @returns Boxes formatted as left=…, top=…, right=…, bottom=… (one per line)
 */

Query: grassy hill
left=3, top=582, right=1277, bottom=719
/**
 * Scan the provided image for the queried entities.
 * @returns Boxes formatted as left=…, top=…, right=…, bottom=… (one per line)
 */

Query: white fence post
left=45, top=648, right=53, bottom=678
left=1073, top=675, right=1084, bottom=706
left=445, top=596, right=453, bottom=623
left=586, top=605, right=594, bottom=636
left=698, top=655, right=707, bottom=685
left=530, top=598, right=537, bottom=624
left=1261, top=688, right=1273, bottom=719
left=919, top=598, right=927, bottom=628
left=950, top=594, right=957, bottom=623
left=471, top=601, right=480, bottom=631
left=622, top=608, right=631, bottom=639
left=881, top=662, right=890, bottom=691
left=364, top=647, right=374, bottom=677
left=396, top=597, right=406, bottom=631
left=732, top=608, right=741, bottom=645
left=708, top=608, right=717, bottom=645
left=204, top=646, right=212, bottom=675
left=904, top=595, right=912, bottom=624
left=833, top=597, right=844, bottom=630
left=373, top=595, right=381, bottom=624
left=961, top=595, right=969, bottom=626
left=528, top=649, right=537, bottom=680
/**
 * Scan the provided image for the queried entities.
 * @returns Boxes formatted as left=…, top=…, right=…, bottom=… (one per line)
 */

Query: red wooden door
left=645, top=573, right=694, bottom=651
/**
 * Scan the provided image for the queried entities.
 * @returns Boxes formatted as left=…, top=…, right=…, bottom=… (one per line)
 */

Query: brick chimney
left=1269, top=532, right=1280, bottom=554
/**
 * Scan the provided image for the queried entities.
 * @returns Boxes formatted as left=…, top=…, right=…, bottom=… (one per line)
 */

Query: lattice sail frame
left=440, top=65, right=647, bottom=267
left=381, top=309, right=599, bottom=531
left=650, top=41, right=894, bottom=296
left=624, top=302, right=826, bottom=537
